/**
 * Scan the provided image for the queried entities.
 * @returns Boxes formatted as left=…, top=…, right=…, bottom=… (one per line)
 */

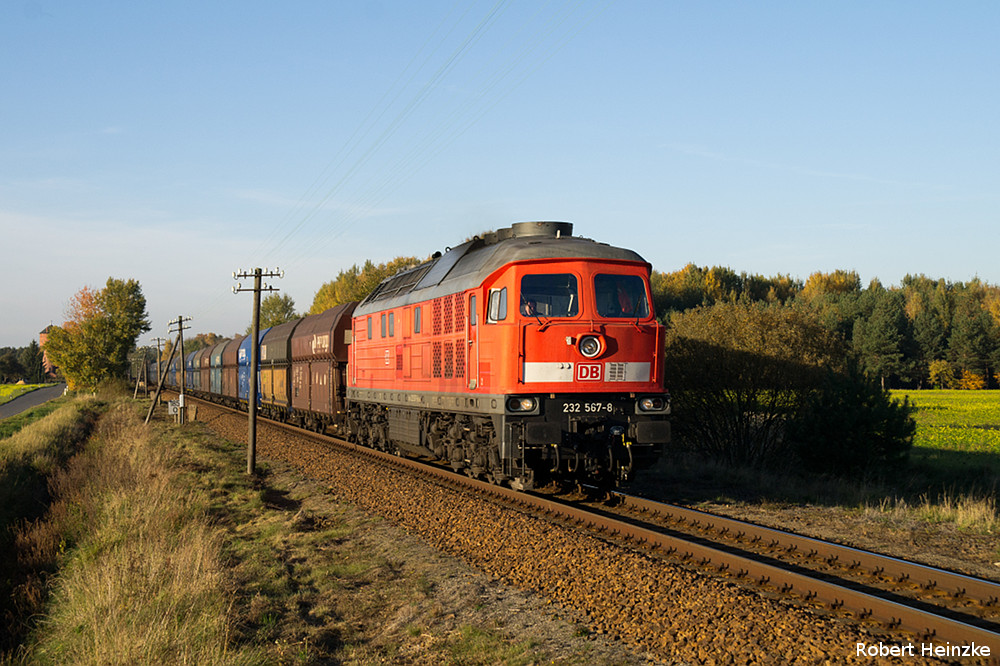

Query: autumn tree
left=43, top=278, right=150, bottom=391
left=650, top=264, right=802, bottom=318
left=259, top=293, right=298, bottom=329
left=310, top=256, right=419, bottom=314
left=798, top=269, right=862, bottom=303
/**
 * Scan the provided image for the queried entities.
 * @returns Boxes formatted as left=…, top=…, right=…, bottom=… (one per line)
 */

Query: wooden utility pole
left=144, top=331, right=182, bottom=425
left=169, top=316, right=190, bottom=424
left=151, top=337, right=165, bottom=404
left=233, top=268, right=282, bottom=475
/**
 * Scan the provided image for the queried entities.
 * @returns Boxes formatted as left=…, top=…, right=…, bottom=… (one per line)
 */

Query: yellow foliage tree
left=958, top=369, right=987, bottom=390
left=927, top=359, right=956, bottom=389
left=799, top=269, right=862, bottom=302
left=309, top=256, right=420, bottom=314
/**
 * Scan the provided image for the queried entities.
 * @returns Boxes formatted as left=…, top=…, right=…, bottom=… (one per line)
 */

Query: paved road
left=0, top=384, right=67, bottom=420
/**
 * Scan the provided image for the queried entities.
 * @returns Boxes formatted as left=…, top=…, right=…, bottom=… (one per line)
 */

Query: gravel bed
left=194, top=404, right=970, bottom=664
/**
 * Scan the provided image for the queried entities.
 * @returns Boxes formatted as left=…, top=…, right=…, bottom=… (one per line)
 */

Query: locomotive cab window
left=487, top=287, right=507, bottom=323
left=595, top=274, right=649, bottom=318
left=520, top=273, right=579, bottom=318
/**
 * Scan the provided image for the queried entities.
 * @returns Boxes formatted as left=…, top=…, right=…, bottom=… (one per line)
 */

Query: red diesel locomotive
left=347, top=221, right=670, bottom=489
left=164, top=221, right=670, bottom=489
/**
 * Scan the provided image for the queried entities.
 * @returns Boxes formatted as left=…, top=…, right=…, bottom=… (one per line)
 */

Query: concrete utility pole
left=233, top=267, right=282, bottom=475
left=168, top=316, right=190, bottom=424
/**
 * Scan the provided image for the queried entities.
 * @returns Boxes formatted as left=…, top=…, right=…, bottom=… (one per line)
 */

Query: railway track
left=554, top=489, right=1000, bottom=650
left=179, top=394, right=1000, bottom=662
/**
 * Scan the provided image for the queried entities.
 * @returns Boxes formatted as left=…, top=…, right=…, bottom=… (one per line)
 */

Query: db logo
left=576, top=363, right=602, bottom=381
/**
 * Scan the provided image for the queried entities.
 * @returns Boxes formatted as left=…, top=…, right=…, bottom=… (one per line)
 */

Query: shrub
left=665, top=301, right=916, bottom=475
left=664, top=302, right=841, bottom=467
left=786, top=364, right=915, bottom=475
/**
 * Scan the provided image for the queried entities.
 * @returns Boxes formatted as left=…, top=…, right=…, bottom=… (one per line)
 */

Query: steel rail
left=612, top=492, right=1000, bottom=608
left=177, top=394, right=1000, bottom=654
left=306, top=430, right=1000, bottom=653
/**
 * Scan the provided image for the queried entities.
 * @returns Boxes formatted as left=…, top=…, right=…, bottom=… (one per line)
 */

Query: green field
left=895, top=390, right=1000, bottom=455
left=892, top=390, right=1000, bottom=495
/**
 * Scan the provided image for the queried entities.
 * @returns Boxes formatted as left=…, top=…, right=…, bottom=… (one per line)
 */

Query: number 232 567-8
left=562, top=402, right=614, bottom=414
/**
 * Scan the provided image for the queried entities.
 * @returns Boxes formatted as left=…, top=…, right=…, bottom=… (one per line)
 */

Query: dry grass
left=865, top=492, right=999, bottom=533
left=9, top=402, right=260, bottom=665
left=4, top=393, right=658, bottom=665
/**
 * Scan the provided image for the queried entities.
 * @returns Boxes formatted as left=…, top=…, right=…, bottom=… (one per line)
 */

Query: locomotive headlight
left=578, top=334, right=603, bottom=359
left=638, top=397, right=665, bottom=412
left=507, top=397, right=537, bottom=412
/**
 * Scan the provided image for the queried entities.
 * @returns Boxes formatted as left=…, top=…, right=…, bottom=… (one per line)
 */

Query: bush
left=957, top=369, right=987, bottom=390
left=665, top=301, right=916, bottom=475
left=786, top=364, right=915, bottom=475
left=664, top=302, right=841, bottom=467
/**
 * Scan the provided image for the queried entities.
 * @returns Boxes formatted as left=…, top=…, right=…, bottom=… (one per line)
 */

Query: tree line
left=0, top=342, right=45, bottom=384
left=32, top=259, right=996, bottom=476
left=654, top=264, right=1000, bottom=390
left=247, top=258, right=1000, bottom=393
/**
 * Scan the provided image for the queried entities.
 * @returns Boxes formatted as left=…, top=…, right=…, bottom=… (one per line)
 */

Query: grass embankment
left=4, top=398, right=563, bottom=665
left=0, top=396, right=102, bottom=655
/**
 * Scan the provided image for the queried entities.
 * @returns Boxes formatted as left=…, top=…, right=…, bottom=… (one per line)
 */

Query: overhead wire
left=286, top=0, right=615, bottom=268
left=262, top=0, right=512, bottom=265
left=246, top=0, right=475, bottom=262
left=185, top=0, right=612, bottom=333
left=183, top=0, right=479, bottom=329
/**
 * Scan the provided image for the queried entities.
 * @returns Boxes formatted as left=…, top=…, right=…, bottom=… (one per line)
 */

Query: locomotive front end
left=490, top=242, right=671, bottom=488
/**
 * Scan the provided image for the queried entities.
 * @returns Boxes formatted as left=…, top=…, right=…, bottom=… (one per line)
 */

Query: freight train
left=160, top=221, right=670, bottom=489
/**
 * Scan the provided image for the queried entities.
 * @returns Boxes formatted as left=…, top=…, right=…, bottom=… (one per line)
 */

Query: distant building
left=39, top=325, right=59, bottom=379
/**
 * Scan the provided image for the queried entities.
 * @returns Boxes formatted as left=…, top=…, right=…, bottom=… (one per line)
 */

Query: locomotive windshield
left=520, top=273, right=579, bottom=317
left=595, top=274, right=650, bottom=318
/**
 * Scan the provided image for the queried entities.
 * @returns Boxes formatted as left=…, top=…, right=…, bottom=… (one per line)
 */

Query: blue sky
left=2, top=1, right=998, bottom=347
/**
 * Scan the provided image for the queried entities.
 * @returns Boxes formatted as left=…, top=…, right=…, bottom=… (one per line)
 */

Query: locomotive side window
left=380, top=313, right=387, bottom=338
left=487, top=288, right=507, bottom=323
left=520, top=274, right=579, bottom=317
left=414, top=306, right=422, bottom=334
left=367, top=317, right=372, bottom=340
left=388, top=312, right=395, bottom=337
left=470, top=295, right=477, bottom=326
left=595, top=274, right=649, bottom=318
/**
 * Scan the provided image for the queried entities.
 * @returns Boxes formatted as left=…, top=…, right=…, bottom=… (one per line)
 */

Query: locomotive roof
left=355, top=222, right=647, bottom=315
